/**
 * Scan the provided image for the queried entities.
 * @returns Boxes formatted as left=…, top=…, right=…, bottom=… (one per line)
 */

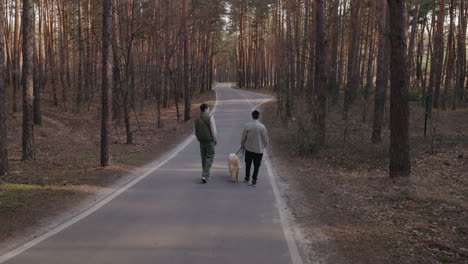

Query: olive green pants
left=199, top=141, right=216, bottom=179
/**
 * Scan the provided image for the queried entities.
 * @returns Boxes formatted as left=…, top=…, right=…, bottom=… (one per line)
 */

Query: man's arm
left=262, top=126, right=269, bottom=148
left=210, top=116, right=218, bottom=143
left=240, top=127, right=248, bottom=148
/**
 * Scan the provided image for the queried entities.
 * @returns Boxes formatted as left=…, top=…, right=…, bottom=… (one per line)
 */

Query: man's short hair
left=252, top=110, right=260, bottom=120
left=200, top=104, right=209, bottom=112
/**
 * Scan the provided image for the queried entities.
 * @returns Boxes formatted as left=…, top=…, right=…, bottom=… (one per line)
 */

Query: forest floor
left=0, top=90, right=216, bottom=250
left=252, top=88, right=468, bottom=264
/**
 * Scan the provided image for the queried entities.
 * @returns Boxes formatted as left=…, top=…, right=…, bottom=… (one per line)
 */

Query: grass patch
left=439, top=255, right=457, bottom=263
left=408, top=90, right=422, bottom=102
left=0, top=191, right=23, bottom=212
left=77, top=151, right=98, bottom=161
left=2, top=183, right=43, bottom=190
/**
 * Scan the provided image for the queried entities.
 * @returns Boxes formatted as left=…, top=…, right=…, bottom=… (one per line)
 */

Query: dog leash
left=236, top=147, right=245, bottom=158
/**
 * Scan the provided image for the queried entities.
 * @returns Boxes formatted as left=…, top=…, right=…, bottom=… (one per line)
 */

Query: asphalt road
left=2, top=84, right=301, bottom=264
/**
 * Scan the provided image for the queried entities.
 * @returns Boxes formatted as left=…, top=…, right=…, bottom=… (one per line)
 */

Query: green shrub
left=408, top=90, right=421, bottom=102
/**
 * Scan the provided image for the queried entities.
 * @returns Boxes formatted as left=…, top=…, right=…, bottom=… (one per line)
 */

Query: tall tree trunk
left=300, top=0, right=310, bottom=96
left=285, top=0, right=294, bottom=118
left=416, top=21, right=425, bottom=97
left=432, top=0, right=445, bottom=109
left=372, top=0, right=390, bottom=144
left=85, top=0, right=92, bottom=105
left=307, top=0, right=317, bottom=102
left=343, top=0, right=361, bottom=120
left=387, top=0, right=410, bottom=178
left=423, top=21, right=433, bottom=105
left=101, top=0, right=113, bottom=167
left=111, top=0, right=132, bottom=144
left=162, top=0, right=170, bottom=108
left=77, top=1, right=84, bottom=113
left=295, top=0, right=302, bottom=91
left=238, top=0, right=245, bottom=88
left=363, top=1, right=376, bottom=123
left=337, top=0, right=347, bottom=98
left=454, top=0, right=466, bottom=109
left=0, top=0, right=8, bottom=176
left=22, top=0, right=35, bottom=161
left=57, top=0, right=68, bottom=112
left=33, top=46, right=42, bottom=125
left=442, top=0, right=455, bottom=110
left=183, top=0, right=191, bottom=121
left=407, top=0, right=421, bottom=84
left=13, top=0, right=20, bottom=113
left=46, top=0, right=58, bottom=107
left=328, top=0, right=340, bottom=105
left=315, top=0, right=328, bottom=145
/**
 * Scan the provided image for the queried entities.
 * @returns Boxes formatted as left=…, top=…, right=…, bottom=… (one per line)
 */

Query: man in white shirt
left=240, top=110, right=268, bottom=187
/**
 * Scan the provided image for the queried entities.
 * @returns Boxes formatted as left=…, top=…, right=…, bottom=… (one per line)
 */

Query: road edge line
left=232, top=85, right=306, bottom=264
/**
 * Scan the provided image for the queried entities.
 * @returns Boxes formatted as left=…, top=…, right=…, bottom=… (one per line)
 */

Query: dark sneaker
left=252, top=183, right=257, bottom=187
left=201, top=177, right=207, bottom=184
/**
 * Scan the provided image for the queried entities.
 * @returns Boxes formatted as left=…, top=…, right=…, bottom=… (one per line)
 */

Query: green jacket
left=194, top=112, right=217, bottom=142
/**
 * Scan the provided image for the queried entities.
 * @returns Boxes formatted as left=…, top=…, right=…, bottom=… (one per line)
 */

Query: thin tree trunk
left=315, top=0, right=328, bottom=145
left=432, top=0, right=445, bottom=109
left=33, top=45, right=42, bottom=125
left=329, top=0, right=340, bottom=105
left=0, top=0, right=8, bottom=176
left=57, top=0, right=68, bottom=112
left=454, top=0, right=466, bottom=109
left=13, top=0, right=20, bottom=113
left=300, top=0, right=310, bottom=96
left=22, top=0, right=35, bottom=161
left=163, top=0, right=170, bottom=108
left=407, top=0, right=421, bottom=84
left=77, top=1, right=84, bottom=113
left=343, top=0, right=361, bottom=120
left=46, top=0, right=58, bottom=106
left=285, top=0, right=294, bottom=118
left=295, top=0, right=302, bottom=91
left=101, top=0, right=113, bottom=167
left=363, top=1, right=376, bottom=123
left=371, top=0, right=390, bottom=144
left=85, top=0, right=92, bottom=105
left=183, top=0, right=191, bottom=121
left=442, top=0, right=455, bottom=110
left=337, top=0, right=347, bottom=98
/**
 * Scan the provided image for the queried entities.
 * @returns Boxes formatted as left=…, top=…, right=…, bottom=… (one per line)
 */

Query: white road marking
left=265, top=156, right=307, bottom=264
left=229, top=84, right=263, bottom=110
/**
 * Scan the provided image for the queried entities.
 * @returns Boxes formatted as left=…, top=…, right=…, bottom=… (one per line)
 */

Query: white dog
left=228, top=153, right=241, bottom=183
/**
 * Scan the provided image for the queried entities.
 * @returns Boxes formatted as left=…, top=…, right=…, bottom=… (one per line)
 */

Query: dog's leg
left=230, top=167, right=236, bottom=183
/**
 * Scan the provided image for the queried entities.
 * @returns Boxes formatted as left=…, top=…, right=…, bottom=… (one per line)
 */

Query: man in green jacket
left=194, top=104, right=218, bottom=183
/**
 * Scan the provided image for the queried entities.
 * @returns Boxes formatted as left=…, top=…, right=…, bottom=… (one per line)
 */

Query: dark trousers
left=245, top=150, right=264, bottom=184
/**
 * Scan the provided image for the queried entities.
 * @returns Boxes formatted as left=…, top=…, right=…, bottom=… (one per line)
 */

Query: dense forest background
left=0, top=0, right=228, bottom=173
left=216, top=0, right=467, bottom=177
left=0, top=0, right=467, bottom=177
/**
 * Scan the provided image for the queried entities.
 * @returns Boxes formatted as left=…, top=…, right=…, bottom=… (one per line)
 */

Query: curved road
left=1, top=84, right=303, bottom=264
